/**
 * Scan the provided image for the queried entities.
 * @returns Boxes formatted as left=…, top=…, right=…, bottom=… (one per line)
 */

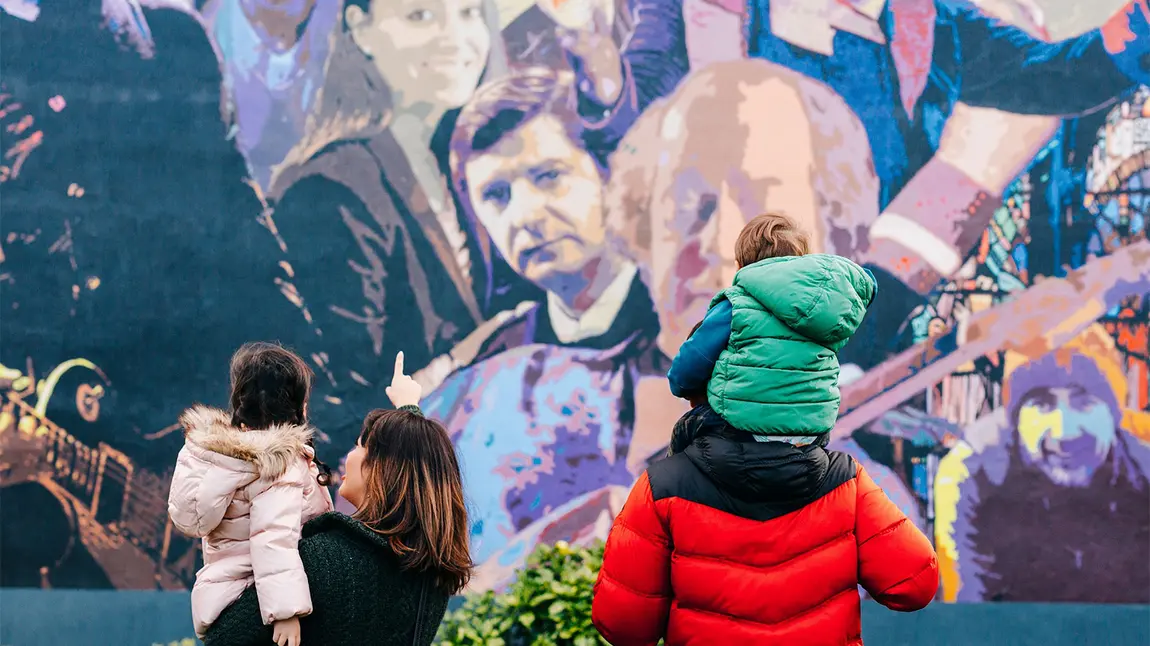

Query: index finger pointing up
left=393, top=351, right=405, bottom=380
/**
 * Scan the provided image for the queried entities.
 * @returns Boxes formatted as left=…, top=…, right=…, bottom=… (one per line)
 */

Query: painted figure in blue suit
left=557, top=0, right=1150, bottom=205
left=547, top=0, right=1150, bottom=367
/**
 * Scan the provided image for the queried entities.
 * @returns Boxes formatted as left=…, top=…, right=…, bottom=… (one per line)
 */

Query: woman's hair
left=353, top=408, right=471, bottom=594
left=228, top=342, right=313, bottom=429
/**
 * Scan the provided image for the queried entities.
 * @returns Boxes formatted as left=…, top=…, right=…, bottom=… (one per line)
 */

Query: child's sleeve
left=855, top=463, right=939, bottom=611
left=167, top=445, right=236, bottom=538
left=592, top=472, right=672, bottom=646
left=667, top=299, right=733, bottom=398
left=249, top=463, right=313, bottom=625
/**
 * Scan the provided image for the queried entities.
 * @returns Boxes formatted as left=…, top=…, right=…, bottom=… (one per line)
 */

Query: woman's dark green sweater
left=203, top=512, right=449, bottom=646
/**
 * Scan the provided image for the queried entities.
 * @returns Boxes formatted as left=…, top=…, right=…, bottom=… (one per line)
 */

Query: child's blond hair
left=734, top=212, right=810, bottom=268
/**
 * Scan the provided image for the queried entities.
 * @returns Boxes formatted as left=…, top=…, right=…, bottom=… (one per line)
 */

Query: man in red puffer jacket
left=591, top=402, right=939, bottom=645
left=593, top=216, right=937, bottom=645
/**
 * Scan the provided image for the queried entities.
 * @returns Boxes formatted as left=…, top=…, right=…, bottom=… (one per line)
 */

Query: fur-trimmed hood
left=179, top=405, right=315, bottom=480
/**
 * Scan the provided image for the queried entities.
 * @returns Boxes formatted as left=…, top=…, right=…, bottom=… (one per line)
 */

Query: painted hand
left=272, top=616, right=301, bottom=646
left=385, top=352, right=422, bottom=409
left=536, top=0, right=624, bottom=105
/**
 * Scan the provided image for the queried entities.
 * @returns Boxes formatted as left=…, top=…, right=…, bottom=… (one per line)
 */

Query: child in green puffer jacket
left=666, top=212, right=877, bottom=445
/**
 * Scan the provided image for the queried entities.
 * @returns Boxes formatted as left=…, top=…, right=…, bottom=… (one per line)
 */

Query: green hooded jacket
left=706, top=254, right=876, bottom=436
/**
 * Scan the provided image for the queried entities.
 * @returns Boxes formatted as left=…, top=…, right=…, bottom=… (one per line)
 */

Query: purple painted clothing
left=208, top=0, right=341, bottom=188
left=952, top=426, right=1150, bottom=602
left=422, top=342, right=642, bottom=566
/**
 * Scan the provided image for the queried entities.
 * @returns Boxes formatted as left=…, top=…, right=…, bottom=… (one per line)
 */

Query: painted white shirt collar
left=547, top=262, right=638, bottom=344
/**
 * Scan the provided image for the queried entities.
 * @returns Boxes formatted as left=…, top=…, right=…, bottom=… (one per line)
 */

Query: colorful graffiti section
left=1, top=0, right=1148, bottom=605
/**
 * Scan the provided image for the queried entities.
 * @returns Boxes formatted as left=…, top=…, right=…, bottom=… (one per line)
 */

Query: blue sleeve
left=949, top=1, right=1138, bottom=114
left=666, top=299, right=733, bottom=398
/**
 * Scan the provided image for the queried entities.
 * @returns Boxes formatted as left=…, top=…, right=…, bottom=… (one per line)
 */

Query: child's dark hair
left=734, top=212, right=810, bottom=268
left=228, top=342, right=332, bottom=485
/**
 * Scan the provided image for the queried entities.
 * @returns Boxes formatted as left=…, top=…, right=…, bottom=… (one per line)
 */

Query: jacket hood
left=679, top=407, right=832, bottom=503
left=731, top=254, right=876, bottom=349
left=180, top=405, right=315, bottom=480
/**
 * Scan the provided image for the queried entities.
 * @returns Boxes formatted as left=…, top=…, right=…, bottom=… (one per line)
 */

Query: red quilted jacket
left=592, top=413, right=938, bottom=645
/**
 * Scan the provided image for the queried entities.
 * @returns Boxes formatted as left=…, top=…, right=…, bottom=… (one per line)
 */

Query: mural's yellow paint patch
left=1123, top=409, right=1150, bottom=443
left=16, top=415, right=37, bottom=436
left=1017, top=406, right=1063, bottom=454
left=934, top=442, right=973, bottom=603
left=33, top=358, right=102, bottom=417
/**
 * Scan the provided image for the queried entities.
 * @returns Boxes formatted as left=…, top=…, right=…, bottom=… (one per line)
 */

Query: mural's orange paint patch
left=4, top=130, right=43, bottom=179
left=6, top=115, right=33, bottom=135
left=1101, top=1, right=1150, bottom=54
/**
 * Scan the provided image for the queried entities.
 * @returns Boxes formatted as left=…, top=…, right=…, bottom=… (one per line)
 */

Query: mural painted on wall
left=1, top=0, right=1148, bottom=603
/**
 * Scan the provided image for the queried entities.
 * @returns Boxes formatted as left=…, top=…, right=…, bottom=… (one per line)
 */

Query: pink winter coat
left=168, top=406, right=334, bottom=637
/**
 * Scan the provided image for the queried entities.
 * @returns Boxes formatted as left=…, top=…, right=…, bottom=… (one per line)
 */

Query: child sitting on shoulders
left=666, top=211, right=876, bottom=445
left=591, top=212, right=937, bottom=646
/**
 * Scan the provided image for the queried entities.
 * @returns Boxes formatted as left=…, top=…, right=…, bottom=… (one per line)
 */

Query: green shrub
left=436, top=541, right=608, bottom=646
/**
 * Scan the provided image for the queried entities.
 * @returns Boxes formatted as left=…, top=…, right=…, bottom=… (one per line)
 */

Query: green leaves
left=436, top=541, right=609, bottom=646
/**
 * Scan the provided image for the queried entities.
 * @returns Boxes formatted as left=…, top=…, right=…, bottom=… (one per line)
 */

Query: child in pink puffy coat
left=168, top=342, right=334, bottom=646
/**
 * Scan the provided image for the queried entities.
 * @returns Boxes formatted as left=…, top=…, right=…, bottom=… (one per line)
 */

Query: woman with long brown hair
left=204, top=352, right=471, bottom=646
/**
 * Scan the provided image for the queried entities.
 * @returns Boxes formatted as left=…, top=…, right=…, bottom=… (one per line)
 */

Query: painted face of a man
left=464, top=114, right=609, bottom=289
left=647, top=169, right=751, bottom=355
left=640, top=78, right=859, bottom=356
left=346, top=0, right=490, bottom=110
left=1015, top=385, right=1117, bottom=487
left=606, top=60, right=879, bottom=357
